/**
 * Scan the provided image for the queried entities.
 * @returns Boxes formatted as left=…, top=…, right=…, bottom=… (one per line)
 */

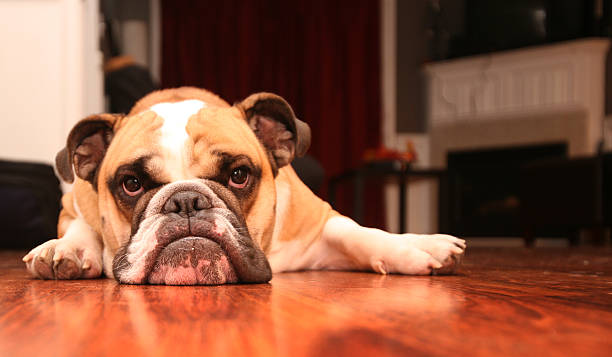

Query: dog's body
left=23, top=88, right=465, bottom=284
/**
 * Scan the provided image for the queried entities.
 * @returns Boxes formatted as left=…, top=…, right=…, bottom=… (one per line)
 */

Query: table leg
left=399, top=173, right=407, bottom=233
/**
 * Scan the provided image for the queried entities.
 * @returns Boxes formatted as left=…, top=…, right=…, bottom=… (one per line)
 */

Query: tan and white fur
left=23, top=87, right=465, bottom=285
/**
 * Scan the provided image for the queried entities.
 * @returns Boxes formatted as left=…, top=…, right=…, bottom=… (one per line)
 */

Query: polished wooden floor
left=1, top=247, right=611, bottom=357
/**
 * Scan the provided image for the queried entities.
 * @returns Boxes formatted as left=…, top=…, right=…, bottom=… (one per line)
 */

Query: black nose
left=162, top=191, right=211, bottom=217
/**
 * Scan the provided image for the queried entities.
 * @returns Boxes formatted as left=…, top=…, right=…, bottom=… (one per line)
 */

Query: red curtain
left=161, top=0, right=383, bottom=228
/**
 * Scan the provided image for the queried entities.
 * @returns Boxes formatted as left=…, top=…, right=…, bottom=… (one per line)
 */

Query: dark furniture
left=329, top=162, right=444, bottom=233
left=0, top=160, right=61, bottom=249
left=439, top=144, right=567, bottom=239
left=520, top=153, right=612, bottom=245
left=292, top=155, right=325, bottom=193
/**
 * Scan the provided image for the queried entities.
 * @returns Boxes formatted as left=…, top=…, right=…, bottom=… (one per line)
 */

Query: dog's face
left=56, top=90, right=310, bottom=285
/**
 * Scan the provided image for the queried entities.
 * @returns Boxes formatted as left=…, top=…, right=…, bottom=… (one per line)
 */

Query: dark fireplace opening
left=439, top=143, right=568, bottom=237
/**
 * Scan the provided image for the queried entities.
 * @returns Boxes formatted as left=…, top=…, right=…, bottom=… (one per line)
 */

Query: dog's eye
left=229, top=167, right=250, bottom=188
left=122, top=176, right=143, bottom=196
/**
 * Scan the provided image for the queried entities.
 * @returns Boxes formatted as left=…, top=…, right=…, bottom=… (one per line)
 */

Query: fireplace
left=439, top=143, right=567, bottom=237
left=415, top=38, right=610, bottom=237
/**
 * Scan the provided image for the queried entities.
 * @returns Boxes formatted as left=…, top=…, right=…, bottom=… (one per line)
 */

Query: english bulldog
left=23, top=87, right=465, bottom=285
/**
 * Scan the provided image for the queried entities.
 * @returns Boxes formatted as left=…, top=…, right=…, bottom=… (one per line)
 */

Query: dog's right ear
left=55, top=113, right=123, bottom=185
left=236, top=93, right=311, bottom=174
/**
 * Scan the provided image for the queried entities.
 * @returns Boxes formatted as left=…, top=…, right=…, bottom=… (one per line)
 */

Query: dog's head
left=56, top=88, right=310, bottom=285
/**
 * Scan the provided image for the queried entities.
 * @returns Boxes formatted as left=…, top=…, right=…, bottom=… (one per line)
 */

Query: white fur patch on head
left=151, top=100, right=206, bottom=141
left=150, top=100, right=206, bottom=180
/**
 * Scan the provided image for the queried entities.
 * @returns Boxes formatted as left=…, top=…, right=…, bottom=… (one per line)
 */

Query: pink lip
left=147, top=237, right=238, bottom=285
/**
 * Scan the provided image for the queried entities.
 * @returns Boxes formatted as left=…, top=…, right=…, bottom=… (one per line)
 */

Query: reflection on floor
left=0, top=248, right=610, bottom=356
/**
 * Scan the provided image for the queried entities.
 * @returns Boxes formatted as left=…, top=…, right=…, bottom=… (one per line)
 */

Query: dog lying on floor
left=23, top=87, right=465, bottom=284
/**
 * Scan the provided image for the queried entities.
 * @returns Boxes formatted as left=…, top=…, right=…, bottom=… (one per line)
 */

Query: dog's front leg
left=318, top=216, right=466, bottom=275
left=22, top=216, right=103, bottom=279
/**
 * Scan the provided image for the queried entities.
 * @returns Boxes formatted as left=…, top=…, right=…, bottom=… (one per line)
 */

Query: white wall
left=0, top=0, right=103, bottom=165
left=381, top=0, right=437, bottom=234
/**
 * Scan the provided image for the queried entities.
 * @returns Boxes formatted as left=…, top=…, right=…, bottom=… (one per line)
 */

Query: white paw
left=373, top=234, right=466, bottom=275
left=410, top=234, right=465, bottom=274
left=23, top=238, right=103, bottom=279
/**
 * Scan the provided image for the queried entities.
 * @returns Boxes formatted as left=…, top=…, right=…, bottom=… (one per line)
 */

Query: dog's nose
left=162, top=191, right=211, bottom=217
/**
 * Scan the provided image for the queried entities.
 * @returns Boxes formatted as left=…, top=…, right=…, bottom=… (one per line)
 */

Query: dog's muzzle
left=112, top=180, right=272, bottom=285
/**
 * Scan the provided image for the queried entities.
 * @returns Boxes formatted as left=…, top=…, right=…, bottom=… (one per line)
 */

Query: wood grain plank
left=0, top=248, right=611, bottom=357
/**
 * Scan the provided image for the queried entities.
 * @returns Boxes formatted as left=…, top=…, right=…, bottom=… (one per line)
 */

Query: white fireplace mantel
left=425, top=38, right=610, bottom=166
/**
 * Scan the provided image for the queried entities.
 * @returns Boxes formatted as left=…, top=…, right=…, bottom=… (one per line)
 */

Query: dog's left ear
left=236, top=93, right=311, bottom=173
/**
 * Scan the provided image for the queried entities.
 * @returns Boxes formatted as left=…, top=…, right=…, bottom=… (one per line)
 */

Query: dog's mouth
left=148, top=236, right=238, bottom=285
left=112, top=181, right=272, bottom=285
left=146, top=216, right=241, bottom=285
left=113, top=211, right=272, bottom=285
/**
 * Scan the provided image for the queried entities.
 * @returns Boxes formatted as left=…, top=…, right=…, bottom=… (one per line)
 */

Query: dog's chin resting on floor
left=23, top=87, right=465, bottom=285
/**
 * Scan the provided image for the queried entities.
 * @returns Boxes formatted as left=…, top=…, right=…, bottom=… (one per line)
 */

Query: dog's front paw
left=22, top=239, right=103, bottom=279
left=373, top=234, right=465, bottom=275
left=410, top=234, right=465, bottom=274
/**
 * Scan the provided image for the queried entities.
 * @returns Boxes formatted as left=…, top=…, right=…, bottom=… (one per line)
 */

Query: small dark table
left=328, top=161, right=444, bottom=233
